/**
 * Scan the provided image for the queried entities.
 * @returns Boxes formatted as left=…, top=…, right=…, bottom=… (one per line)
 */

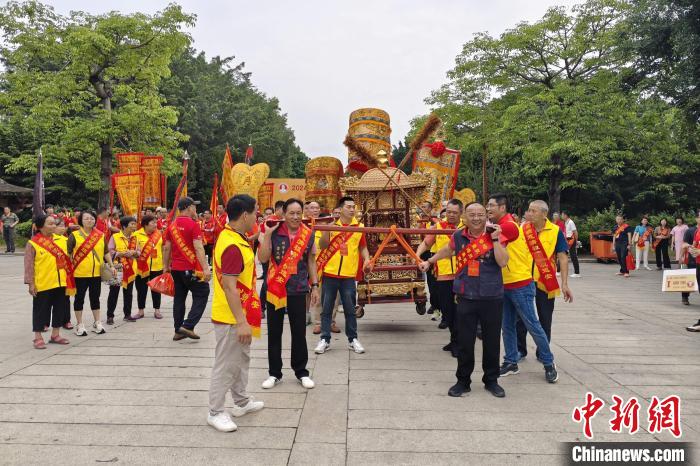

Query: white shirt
left=565, top=218, right=577, bottom=238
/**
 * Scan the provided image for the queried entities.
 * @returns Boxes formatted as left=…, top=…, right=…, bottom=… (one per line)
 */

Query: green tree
left=159, top=49, right=308, bottom=201
left=0, top=1, right=194, bottom=207
left=626, top=0, right=700, bottom=134
left=426, top=0, right=697, bottom=214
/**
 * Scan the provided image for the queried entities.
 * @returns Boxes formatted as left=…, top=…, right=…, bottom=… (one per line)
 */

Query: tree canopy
left=425, top=0, right=699, bottom=215
left=0, top=1, right=307, bottom=209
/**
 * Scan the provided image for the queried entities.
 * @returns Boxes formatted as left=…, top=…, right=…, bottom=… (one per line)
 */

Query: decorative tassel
left=409, top=113, right=442, bottom=154
left=343, top=134, right=378, bottom=168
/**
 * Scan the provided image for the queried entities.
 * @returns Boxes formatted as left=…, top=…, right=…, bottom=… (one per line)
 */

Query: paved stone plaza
left=0, top=253, right=698, bottom=465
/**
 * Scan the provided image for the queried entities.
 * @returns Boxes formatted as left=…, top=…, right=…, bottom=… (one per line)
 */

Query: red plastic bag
left=625, top=253, right=636, bottom=271
left=148, top=272, right=175, bottom=297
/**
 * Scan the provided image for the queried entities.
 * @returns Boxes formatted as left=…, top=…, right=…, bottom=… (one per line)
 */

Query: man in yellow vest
left=314, top=196, right=372, bottom=355
left=416, top=198, right=464, bottom=357
left=208, top=194, right=264, bottom=432
left=486, top=193, right=560, bottom=383
left=515, top=200, right=573, bottom=362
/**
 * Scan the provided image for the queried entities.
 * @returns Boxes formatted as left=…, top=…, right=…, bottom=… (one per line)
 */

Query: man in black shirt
left=612, top=215, right=633, bottom=277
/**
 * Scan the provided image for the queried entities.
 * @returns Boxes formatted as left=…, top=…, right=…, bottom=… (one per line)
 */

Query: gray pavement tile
left=347, top=452, right=564, bottom=466
left=288, top=442, right=346, bottom=465
left=295, top=384, right=348, bottom=444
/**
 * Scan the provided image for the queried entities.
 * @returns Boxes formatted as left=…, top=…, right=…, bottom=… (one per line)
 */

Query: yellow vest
left=502, top=221, right=535, bottom=285
left=112, top=231, right=136, bottom=271
left=434, top=221, right=464, bottom=278
left=71, top=228, right=105, bottom=278
left=532, top=219, right=561, bottom=298
left=211, top=226, right=256, bottom=325
left=323, top=218, right=364, bottom=278
left=29, top=237, right=67, bottom=292
left=133, top=228, right=164, bottom=272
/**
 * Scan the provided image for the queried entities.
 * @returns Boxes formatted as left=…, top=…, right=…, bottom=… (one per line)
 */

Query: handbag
left=625, top=253, right=636, bottom=271
left=100, top=262, right=114, bottom=282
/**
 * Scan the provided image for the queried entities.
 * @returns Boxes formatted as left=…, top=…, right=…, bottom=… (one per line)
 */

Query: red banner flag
left=245, top=144, right=253, bottom=164
left=167, top=157, right=188, bottom=224
left=210, top=173, right=219, bottom=216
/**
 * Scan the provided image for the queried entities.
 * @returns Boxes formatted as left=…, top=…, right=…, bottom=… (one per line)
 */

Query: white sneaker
left=314, top=339, right=330, bottom=354
left=644, top=266, right=652, bottom=271
left=92, top=321, right=106, bottom=334
left=207, top=412, right=237, bottom=432
left=75, top=324, right=87, bottom=337
left=569, top=273, right=581, bottom=278
left=261, top=376, right=281, bottom=389
left=299, top=376, right=315, bottom=389
left=348, top=339, right=365, bottom=354
left=556, top=272, right=561, bottom=277
left=230, top=398, right=264, bottom=418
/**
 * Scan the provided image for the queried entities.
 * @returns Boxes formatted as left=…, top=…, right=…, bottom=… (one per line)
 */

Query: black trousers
left=420, top=251, right=439, bottom=309
left=569, top=243, right=580, bottom=274
left=435, top=280, right=456, bottom=343
left=259, top=262, right=269, bottom=310
left=681, top=266, right=700, bottom=300
left=266, top=295, right=309, bottom=379
left=33, top=287, right=69, bottom=332
left=615, top=243, right=629, bottom=273
left=455, top=297, right=502, bottom=386
left=135, top=270, right=162, bottom=310
left=203, top=244, right=213, bottom=265
left=655, top=240, right=671, bottom=269
left=172, top=270, right=209, bottom=331
left=517, top=288, right=554, bottom=358
left=107, top=282, right=134, bottom=318
left=74, top=277, right=101, bottom=311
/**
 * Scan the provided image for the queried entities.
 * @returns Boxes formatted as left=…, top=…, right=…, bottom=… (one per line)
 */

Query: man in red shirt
left=258, top=201, right=284, bottom=312
left=202, top=210, right=216, bottom=265
left=163, top=197, right=212, bottom=340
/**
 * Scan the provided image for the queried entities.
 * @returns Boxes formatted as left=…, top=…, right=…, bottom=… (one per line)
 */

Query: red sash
left=267, top=225, right=313, bottom=310
left=637, top=227, right=653, bottom=248
left=137, top=230, right=162, bottom=277
left=117, top=235, right=137, bottom=288
left=652, top=227, right=669, bottom=249
left=73, top=228, right=103, bottom=271
left=316, top=228, right=354, bottom=272
left=213, top=249, right=262, bottom=337
left=614, top=223, right=629, bottom=240
left=522, top=222, right=560, bottom=294
left=167, top=222, right=203, bottom=276
left=33, top=233, right=76, bottom=296
left=454, top=232, right=494, bottom=275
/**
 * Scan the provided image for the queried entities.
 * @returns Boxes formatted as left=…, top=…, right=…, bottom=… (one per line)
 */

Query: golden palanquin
left=340, top=167, right=429, bottom=311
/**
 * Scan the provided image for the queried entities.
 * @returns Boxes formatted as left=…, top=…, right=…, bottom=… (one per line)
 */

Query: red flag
left=210, top=173, right=219, bottom=216
left=245, top=144, right=253, bottom=164
left=167, top=157, right=188, bottom=224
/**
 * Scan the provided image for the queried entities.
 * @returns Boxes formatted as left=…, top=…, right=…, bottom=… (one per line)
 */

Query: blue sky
left=48, top=0, right=580, bottom=162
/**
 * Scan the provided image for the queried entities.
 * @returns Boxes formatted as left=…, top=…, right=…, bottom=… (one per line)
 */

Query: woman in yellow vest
left=68, top=210, right=114, bottom=336
left=106, top=216, right=139, bottom=324
left=208, top=194, right=264, bottom=433
left=133, top=214, right=164, bottom=319
left=24, top=214, right=70, bottom=349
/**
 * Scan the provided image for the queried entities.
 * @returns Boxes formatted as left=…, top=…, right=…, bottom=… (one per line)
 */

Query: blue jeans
left=321, top=277, right=358, bottom=343
left=502, top=282, right=554, bottom=366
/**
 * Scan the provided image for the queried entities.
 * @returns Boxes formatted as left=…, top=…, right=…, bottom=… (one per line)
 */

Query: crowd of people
left=19, top=190, right=700, bottom=432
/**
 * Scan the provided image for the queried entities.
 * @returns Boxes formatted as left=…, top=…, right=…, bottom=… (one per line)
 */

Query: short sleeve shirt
left=554, top=229, right=569, bottom=254
left=565, top=219, right=577, bottom=238
left=164, top=216, right=203, bottom=271
left=221, top=244, right=244, bottom=275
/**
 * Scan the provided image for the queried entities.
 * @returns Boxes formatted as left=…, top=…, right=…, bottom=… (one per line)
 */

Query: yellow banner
left=141, top=156, right=163, bottom=208
left=113, top=173, right=144, bottom=217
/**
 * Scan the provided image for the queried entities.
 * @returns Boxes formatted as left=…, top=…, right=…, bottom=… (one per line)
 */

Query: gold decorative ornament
left=230, top=163, right=270, bottom=198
